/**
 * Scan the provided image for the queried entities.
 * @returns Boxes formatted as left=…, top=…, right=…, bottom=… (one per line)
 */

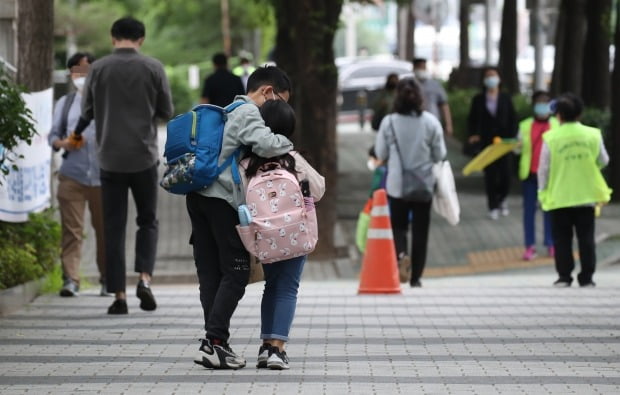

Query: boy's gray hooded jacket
left=197, top=95, right=293, bottom=207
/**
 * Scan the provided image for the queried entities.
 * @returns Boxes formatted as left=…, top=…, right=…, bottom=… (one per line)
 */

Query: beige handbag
left=248, top=256, right=264, bottom=284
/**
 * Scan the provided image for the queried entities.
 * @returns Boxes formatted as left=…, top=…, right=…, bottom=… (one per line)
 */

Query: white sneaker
left=488, top=209, right=499, bottom=220
left=500, top=201, right=509, bottom=216
left=267, top=348, right=290, bottom=370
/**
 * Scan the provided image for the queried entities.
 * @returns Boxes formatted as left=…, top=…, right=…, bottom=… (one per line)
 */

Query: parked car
left=337, top=58, right=413, bottom=112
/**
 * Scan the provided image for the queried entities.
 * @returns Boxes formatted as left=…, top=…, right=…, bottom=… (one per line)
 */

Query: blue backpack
left=160, top=101, right=245, bottom=194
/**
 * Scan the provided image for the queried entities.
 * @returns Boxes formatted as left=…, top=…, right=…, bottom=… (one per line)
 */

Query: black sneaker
left=553, top=279, right=572, bottom=287
left=136, top=280, right=157, bottom=311
left=59, top=279, right=79, bottom=297
left=256, top=343, right=272, bottom=368
left=410, top=280, right=422, bottom=288
left=580, top=281, right=596, bottom=288
left=267, top=348, right=289, bottom=370
left=194, top=338, right=246, bottom=370
left=107, top=299, right=128, bottom=315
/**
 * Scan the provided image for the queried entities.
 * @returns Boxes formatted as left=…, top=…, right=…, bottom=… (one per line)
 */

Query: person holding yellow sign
left=466, top=67, right=518, bottom=220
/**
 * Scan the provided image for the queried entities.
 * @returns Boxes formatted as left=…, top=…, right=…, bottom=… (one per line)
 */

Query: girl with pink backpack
left=239, top=100, right=325, bottom=370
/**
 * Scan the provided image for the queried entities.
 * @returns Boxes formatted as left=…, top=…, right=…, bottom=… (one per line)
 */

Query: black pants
left=186, top=193, right=250, bottom=341
left=550, top=207, right=596, bottom=285
left=100, top=165, right=159, bottom=293
left=388, top=196, right=432, bottom=285
left=483, top=155, right=511, bottom=210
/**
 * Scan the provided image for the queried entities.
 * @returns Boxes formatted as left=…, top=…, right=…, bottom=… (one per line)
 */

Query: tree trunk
left=581, top=0, right=611, bottom=109
left=271, top=0, right=343, bottom=258
left=550, top=0, right=587, bottom=97
left=498, top=0, right=519, bottom=94
left=459, top=0, right=470, bottom=68
left=398, top=1, right=414, bottom=61
left=16, top=0, right=54, bottom=91
left=609, top=0, right=620, bottom=200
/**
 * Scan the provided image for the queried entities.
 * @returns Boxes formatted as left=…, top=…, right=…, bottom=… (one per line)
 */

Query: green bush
left=0, top=209, right=61, bottom=290
left=448, top=88, right=533, bottom=143
left=581, top=107, right=611, bottom=135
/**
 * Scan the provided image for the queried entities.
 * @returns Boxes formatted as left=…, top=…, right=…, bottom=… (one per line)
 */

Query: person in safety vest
left=537, top=93, right=612, bottom=288
left=518, top=91, right=559, bottom=261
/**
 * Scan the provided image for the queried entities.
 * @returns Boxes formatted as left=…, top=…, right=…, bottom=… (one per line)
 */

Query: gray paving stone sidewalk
left=2, top=264, right=620, bottom=394
left=72, top=123, right=620, bottom=283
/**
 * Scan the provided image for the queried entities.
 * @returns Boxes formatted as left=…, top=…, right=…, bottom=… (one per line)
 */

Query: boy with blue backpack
left=188, top=66, right=294, bottom=370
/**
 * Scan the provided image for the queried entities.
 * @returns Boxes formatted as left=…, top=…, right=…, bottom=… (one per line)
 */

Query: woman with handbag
left=375, top=78, right=447, bottom=287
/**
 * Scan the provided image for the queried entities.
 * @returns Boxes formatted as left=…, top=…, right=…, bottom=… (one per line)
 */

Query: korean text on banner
left=0, top=88, right=53, bottom=222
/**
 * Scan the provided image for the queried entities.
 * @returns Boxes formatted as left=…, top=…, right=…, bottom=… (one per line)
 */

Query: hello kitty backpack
left=236, top=162, right=318, bottom=263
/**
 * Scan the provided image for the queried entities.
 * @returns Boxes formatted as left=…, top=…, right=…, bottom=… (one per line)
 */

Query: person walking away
left=238, top=100, right=325, bottom=370
left=537, top=93, right=612, bottom=288
left=375, top=78, right=447, bottom=288
left=201, top=52, right=245, bottom=107
left=188, top=66, right=294, bottom=370
left=76, top=17, right=174, bottom=314
left=466, top=67, right=518, bottom=220
left=518, top=91, right=558, bottom=261
left=48, top=52, right=108, bottom=297
left=232, top=55, right=256, bottom=92
left=413, top=58, right=454, bottom=137
left=370, top=73, right=398, bottom=131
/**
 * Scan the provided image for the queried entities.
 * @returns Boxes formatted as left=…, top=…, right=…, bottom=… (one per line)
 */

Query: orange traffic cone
left=358, top=189, right=401, bottom=294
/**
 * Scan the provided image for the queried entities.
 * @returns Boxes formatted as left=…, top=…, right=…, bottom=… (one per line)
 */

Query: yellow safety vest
left=538, top=122, right=612, bottom=211
left=518, top=116, right=559, bottom=180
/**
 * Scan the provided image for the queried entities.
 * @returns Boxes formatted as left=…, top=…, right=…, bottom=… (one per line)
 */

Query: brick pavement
left=2, top=264, right=620, bottom=394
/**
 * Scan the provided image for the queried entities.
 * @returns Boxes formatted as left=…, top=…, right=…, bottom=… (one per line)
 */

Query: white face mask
left=72, top=76, right=86, bottom=91
left=367, top=159, right=377, bottom=172
left=415, top=70, right=429, bottom=81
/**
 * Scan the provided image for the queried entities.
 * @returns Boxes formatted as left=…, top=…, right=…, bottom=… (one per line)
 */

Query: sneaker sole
left=137, top=287, right=157, bottom=311
left=267, top=361, right=289, bottom=370
left=59, top=290, right=77, bottom=297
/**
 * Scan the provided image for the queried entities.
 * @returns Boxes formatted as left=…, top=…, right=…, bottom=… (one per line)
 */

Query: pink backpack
left=236, top=163, right=318, bottom=263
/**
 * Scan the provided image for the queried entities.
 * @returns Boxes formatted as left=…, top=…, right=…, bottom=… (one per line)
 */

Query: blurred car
left=337, top=57, right=413, bottom=112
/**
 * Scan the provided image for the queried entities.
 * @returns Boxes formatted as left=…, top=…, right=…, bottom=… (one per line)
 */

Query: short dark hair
left=532, top=90, right=550, bottom=103
left=212, top=53, right=228, bottom=67
left=554, top=92, right=583, bottom=122
left=393, top=78, right=424, bottom=116
left=412, top=58, right=427, bottom=67
left=111, top=17, right=145, bottom=41
left=246, top=66, right=292, bottom=95
left=66, top=52, right=95, bottom=70
left=259, top=100, right=296, bottom=139
left=245, top=99, right=297, bottom=178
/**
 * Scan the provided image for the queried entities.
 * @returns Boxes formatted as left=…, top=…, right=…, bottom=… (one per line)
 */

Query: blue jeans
left=261, top=256, right=306, bottom=342
left=522, top=174, right=553, bottom=247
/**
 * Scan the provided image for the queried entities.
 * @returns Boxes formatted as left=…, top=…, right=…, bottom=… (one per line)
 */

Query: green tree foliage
left=54, top=0, right=275, bottom=66
left=0, top=67, right=37, bottom=180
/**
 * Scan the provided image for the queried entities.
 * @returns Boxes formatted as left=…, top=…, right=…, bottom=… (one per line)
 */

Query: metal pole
left=485, top=0, right=493, bottom=65
left=533, top=0, right=546, bottom=90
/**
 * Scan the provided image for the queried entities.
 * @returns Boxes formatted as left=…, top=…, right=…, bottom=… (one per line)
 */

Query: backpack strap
left=59, top=92, right=76, bottom=140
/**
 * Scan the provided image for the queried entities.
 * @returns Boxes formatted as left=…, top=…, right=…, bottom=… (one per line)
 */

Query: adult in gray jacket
left=188, top=66, right=293, bottom=370
left=79, top=17, right=173, bottom=315
left=49, top=52, right=107, bottom=298
left=375, top=78, right=446, bottom=288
